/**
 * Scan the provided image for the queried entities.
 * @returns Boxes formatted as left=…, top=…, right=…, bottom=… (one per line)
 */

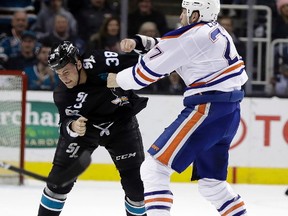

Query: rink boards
left=13, top=92, right=287, bottom=184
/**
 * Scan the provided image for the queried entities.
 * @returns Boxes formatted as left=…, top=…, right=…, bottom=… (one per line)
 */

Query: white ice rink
left=0, top=180, right=287, bottom=216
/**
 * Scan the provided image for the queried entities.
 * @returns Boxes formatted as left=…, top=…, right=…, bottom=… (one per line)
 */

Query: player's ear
left=191, top=11, right=200, bottom=23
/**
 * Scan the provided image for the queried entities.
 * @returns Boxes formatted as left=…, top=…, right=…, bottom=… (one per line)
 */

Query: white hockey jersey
left=117, top=21, right=248, bottom=97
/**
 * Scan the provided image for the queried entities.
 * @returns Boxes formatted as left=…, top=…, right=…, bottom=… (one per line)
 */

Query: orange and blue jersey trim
left=187, top=61, right=245, bottom=90
left=132, top=65, right=146, bottom=87
left=132, top=57, right=165, bottom=87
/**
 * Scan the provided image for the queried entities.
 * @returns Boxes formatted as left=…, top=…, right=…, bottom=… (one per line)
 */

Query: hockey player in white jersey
left=108, top=0, right=248, bottom=215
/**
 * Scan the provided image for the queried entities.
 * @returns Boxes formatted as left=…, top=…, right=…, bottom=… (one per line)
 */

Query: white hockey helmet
left=182, top=0, right=220, bottom=22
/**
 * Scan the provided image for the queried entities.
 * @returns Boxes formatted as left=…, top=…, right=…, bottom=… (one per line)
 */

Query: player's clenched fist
left=120, top=39, right=136, bottom=52
left=71, top=116, right=88, bottom=136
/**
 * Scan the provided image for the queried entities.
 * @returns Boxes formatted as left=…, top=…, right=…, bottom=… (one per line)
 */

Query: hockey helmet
left=48, top=41, right=79, bottom=70
left=182, top=0, right=220, bottom=22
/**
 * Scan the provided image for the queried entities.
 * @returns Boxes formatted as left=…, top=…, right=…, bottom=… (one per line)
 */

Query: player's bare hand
left=71, top=116, right=88, bottom=136
left=107, top=73, right=119, bottom=88
left=120, top=39, right=136, bottom=53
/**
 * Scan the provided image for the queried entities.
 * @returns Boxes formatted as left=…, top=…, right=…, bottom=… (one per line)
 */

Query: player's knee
left=140, top=156, right=159, bottom=184
left=198, top=178, right=226, bottom=197
left=47, top=165, right=75, bottom=194
left=140, top=155, right=172, bottom=185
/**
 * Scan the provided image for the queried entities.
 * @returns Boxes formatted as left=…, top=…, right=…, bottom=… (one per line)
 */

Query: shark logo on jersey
left=110, top=89, right=130, bottom=106
left=111, top=96, right=129, bottom=106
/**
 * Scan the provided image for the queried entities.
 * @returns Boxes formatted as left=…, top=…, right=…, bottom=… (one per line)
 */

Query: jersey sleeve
left=88, top=50, right=140, bottom=73
left=116, top=37, right=190, bottom=90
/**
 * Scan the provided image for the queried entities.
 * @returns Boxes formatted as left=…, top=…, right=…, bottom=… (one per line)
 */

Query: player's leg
left=119, top=167, right=146, bottom=216
left=141, top=102, right=247, bottom=216
left=141, top=104, right=212, bottom=216
left=106, top=116, right=146, bottom=216
left=140, top=155, right=173, bottom=216
left=37, top=166, right=74, bottom=216
left=37, top=136, right=92, bottom=216
left=194, top=105, right=248, bottom=215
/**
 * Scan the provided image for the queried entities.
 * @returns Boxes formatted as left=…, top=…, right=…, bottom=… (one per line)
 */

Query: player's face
left=56, top=63, right=78, bottom=88
left=180, top=9, right=189, bottom=26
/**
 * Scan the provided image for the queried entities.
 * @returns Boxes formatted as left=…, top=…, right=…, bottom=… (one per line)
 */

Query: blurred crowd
left=0, top=0, right=288, bottom=97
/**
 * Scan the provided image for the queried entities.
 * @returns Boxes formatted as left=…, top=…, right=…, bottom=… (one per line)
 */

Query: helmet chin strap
left=186, top=11, right=191, bottom=25
left=75, top=64, right=81, bottom=85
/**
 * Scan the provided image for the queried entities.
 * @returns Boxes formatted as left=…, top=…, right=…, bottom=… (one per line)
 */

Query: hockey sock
left=144, top=190, right=173, bottom=216
left=125, top=196, right=146, bottom=216
left=140, top=155, right=173, bottom=216
left=217, top=195, right=247, bottom=216
left=198, top=178, right=247, bottom=216
left=37, top=187, right=67, bottom=216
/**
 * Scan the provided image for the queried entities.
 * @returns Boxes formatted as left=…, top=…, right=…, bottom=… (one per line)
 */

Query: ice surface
left=0, top=180, right=287, bottom=216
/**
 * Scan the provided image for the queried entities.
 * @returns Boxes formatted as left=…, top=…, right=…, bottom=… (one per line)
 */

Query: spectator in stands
left=4, top=30, right=38, bottom=70
left=40, top=14, right=85, bottom=54
left=250, top=1, right=277, bottom=39
left=219, top=0, right=238, bottom=17
left=128, top=0, right=168, bottom=37
left=133, top=21, right=162, bottom=94
left=31, top=0, right=77, bottom=40
left=271, top=0, right=288, bottom=96
left=24, top=43, right=59, bottom=90
left=76, top=0, right=116, bottom=41
left=270, top=63, right=288, bottom=96
left=220, top=0, right=277, bottom=38
left=0, top=11, right=29, bottom=62
left=88, top=16, right=121, bottom=52
left=273, top=40, right=288, bottom=73
left=218, top=15, right=246, bottom=61
left=0, top=0, right=37, bottom=36
left=272, top=0, right=288, bottom=40
left=138, top=21, right=160, bottom=38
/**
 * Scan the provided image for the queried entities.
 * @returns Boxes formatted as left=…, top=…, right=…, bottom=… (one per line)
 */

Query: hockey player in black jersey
left=37, top=41, right=148, bottom=216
